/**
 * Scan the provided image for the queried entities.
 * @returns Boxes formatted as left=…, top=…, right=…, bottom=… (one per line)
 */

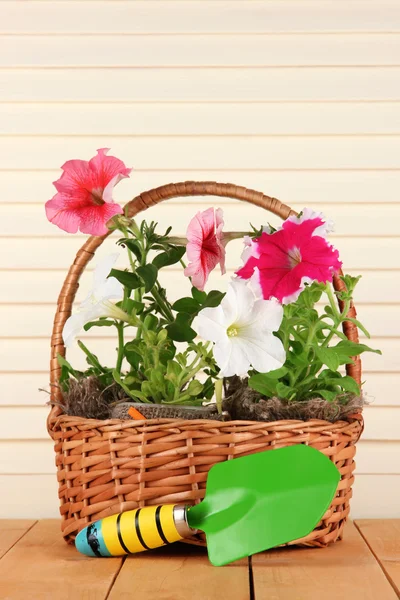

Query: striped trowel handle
left=75, top=505, right=193, bottom=557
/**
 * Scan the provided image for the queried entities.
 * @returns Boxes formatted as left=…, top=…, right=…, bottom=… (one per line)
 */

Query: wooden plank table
left=0, top=520, right=398, bottom=599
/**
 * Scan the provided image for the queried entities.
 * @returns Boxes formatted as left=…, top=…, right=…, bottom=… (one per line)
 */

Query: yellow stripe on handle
left=100, top=505, right=186, bottom=556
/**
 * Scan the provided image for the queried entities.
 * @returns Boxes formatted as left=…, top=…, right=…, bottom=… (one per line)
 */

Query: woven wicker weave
left=47, top=182, right=363, bottom=547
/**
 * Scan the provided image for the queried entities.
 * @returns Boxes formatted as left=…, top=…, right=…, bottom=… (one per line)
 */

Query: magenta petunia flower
left=184, top=207, right=226, bottom=291
left=236, top=209, right=342, bottom=304
left=45, top=148, right=131, bottom=236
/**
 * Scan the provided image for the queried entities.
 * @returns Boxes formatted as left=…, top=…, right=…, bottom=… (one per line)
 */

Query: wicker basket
left=47, top=181, right=364, bottom=547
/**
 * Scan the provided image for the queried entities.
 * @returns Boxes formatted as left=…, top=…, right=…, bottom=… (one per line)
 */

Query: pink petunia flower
left=184, top=207, right=226, bottom=291
left=45, top=148, right=131, bottom=236
left=236, top=210, right=342, bottom=304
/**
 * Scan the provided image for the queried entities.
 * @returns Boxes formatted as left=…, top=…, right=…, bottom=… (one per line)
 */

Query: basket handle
left=49, top=181, right=361, bottom=418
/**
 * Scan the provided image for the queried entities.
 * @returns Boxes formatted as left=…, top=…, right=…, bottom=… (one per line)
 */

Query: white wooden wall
left=0, top=0, right=399, bottom=519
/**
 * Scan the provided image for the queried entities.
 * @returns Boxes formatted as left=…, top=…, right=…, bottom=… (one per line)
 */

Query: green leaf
left=315, top=346, right=340, bottom=371
left=109, top=268, right=141, bottom=290
left=318, top=389, right=337, bottom=402
left=318, top=369, right=341, bottom=380
left=343, top=317, right=371, bottom=339
left=191, top=287, right=207, bottom=304
left=122, top=298, right=145, bottom=315
left=137, top=264, right=158, bottom=293
left=248, top=373, right=278, bottom=397
left=83, top=319, right=114, bottom=331
left=335, top=375, right=360, bottom=395
left=166, top=360, right=182, bottom=383
left=124, top=340, right=143, bottom=368
left=172, top=297, right=200, bottom=314
left=263, top=366, right=289, bottom=379
left=77, top=340, right=107, bottom=373
left=334, top=340, right=382, bottom=359
left=118, top=238, right=143, bottom=262
left=152, top=246, right=186, bottom=269
left=166, top=313, right=197, bottom=342
left=339, top=274, right=362, bottom=299
left=143, top=314, right=159, bottom=331
left=113, top=369, right=151, bottom=403
left=150, top=369, right=166, bottom=389
left=57, top=354, right=83, bottom=386
left=203, top=290, right=225, bottom=308
left=159, top=339, right=176, bottom=364
left=276, top=382, right=296, bottom=399
left=186, top=380, right=203, bottom=396
left=297, top=282, right=324, bottom=307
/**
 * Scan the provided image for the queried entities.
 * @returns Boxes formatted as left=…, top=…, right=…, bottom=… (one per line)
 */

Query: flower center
left=227, top=325, right=239, bottom=337
left=287, top=246, right=302, bottom=269
left=90, top=188, right=105, bottom=206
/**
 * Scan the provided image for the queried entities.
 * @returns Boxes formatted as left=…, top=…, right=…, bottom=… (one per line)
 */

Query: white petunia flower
left=62, top=253, right=129, bottom=347
left=194, top=279, right=286, bottom=377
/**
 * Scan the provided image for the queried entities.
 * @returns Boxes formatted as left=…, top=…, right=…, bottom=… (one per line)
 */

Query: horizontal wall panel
left=1, top=439, right=397, bottom=475
left=4, top=67, right=400, bottom=102
left=2, top=473, right=398, bottom=519
left=1, top=304, right=396, bottom=339
left=0, top=373, right=52, bottom=407
left=0, top=237, right=397, bottom=269
left=3, top=102, right=400, bottom=135
left=0, top=338, right=392, bottom=373
left=0, top=269, right=398, bottom=305
left=0, top=475, right=60, bottom=518
left=0, top=372, right=395, bottom=408
left=3, top=34, right=400, bottom=68
left=2, top=136, right=400, bottom=170
left=0, top=405, right=398, bottom=440
left=3, top=170, right=400, bottom=205
left=364, top=373, right=400, bottom=407
left=2, top=202, right=400, bottom=237
left=352, top=475, right=400, bottom=518
left=0, top=441, right=55, bottom=474
left=2, top=2, right=399, bottom=34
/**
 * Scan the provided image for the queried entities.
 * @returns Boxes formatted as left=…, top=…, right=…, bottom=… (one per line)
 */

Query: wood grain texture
left=355, top=520, right=400, bottom=596
left=0, top=520, right=123, bottom=600
left=108, top=543, right=249, bottom=600
left=3, top=34, right=400, bottom=67
left=2, top=1, right=399, bottom=34
left=3, top=102, right=400, bottom=135
left=0, top=520, right=36, bottom=559
left=252, top=521, right=399, bottom=600
left=2, top=136, right=400, bottom=169
left=4, top=67, right=400, bottom=102
left=0, top=519, right=399, bottom=599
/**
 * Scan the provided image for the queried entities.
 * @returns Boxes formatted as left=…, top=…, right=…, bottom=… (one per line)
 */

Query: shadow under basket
left=47, top=181, right=364, bottom=548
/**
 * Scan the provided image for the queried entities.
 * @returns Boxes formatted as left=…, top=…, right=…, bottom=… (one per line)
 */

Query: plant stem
left=215, top=379, right=223, bottom=414
left=115, top=322, right=125, bottom=373
left=325, top=283, right=341, bottom=322
left=151, top=286, right=174, bottom=322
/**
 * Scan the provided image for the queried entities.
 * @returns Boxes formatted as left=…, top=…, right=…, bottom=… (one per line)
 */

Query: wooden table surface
left=0, top=520, right=399, bottom=599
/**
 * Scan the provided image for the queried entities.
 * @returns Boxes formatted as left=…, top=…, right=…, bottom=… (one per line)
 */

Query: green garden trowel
left=76, top=444, right=340, bottom=566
